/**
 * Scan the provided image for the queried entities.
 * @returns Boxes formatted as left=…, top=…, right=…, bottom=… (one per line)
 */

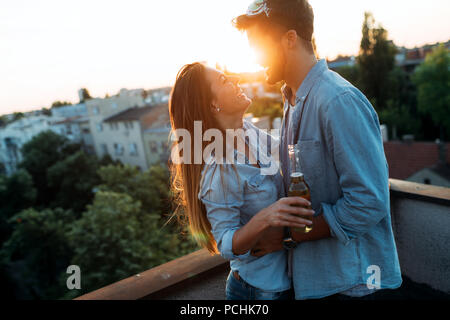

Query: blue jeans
left=226, top=271, right=294, bottom=300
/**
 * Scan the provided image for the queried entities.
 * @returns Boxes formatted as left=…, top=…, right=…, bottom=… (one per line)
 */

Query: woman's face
left=204, top=67, right=252, bottom=116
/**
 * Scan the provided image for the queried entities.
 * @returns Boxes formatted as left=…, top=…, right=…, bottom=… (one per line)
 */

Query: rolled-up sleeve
left=199, top=163, right=251, bottom=261
left=321, top=92, right=390, bottom=245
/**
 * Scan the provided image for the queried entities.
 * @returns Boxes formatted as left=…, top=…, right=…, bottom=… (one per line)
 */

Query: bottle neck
left=290, top=175, right=305, bottom=184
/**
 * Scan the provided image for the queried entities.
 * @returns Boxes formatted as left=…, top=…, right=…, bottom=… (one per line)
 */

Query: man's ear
left=282, top=30, right=298, bottom=50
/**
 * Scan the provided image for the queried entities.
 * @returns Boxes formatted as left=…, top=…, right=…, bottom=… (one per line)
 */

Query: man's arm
left=252, top=91, right=389, bottom=254
left=319, top=91, right=390, bottom=245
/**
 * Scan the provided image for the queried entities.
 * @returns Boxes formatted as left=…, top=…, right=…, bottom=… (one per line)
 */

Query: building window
left=129, top=121, right=134, bottom=129
left=124, top=122, right=129, bottom=129
left=160, top=141, right=168, bottom=149
left=96, top=123, right=103, bottom=132
left=93, top=107, right=99, bottom=115
left=101, top=144, right=108, bottom=155
left=149, top=141, right=158, bottom=153
left=108, top=123, right=119, bottom=130
left=129, top=143, right=138, bottom=156
left=114, top=143, right=124, bottom=155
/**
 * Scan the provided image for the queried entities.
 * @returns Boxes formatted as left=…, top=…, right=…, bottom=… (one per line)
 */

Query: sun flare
left=208, top=33, right=264, bottom=74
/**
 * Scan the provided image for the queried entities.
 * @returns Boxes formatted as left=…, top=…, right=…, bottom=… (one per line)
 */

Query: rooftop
left=75, top=179, right=450, bottom=300
left=103, top=105, right=154, bottom=123
left=383, top=141, right=450, bottom=180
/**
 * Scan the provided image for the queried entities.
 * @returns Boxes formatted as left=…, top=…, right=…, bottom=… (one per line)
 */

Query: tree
left=335, top=64, right=362, bottom=89
left=0, top=207, right=76, bottom=299
left=46, top=151, right=101, bottom=215
left=51, top=101, right=72, bottom=108
left=12, top=112, right=24, bottom=122
left=412, top=44, right=450, bottom=140
left=379, top=102, right=420, bottom=140
left=19, top=130, right=81, bottom=208
left=0, top=115, right=8, bottom=127
left=79, top=88, right=93, bottom=103
left=41, top=107, right=52, bottom=116
left=357, top=12, right=397, bottom=110
left=96, top=164, right=171, bottom=219
left=65, top=191, right=182, bottom=296
left=0, top=169, right=37, bottom=245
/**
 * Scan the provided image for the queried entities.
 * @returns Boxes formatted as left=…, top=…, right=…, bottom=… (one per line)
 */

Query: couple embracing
left=168, top=0, right=402, bottom=300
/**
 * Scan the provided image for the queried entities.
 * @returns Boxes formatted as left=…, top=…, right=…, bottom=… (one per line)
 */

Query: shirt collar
left=281, top=59, right=328, bottom=105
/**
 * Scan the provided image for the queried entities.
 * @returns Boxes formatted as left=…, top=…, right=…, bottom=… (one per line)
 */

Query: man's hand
left=250, top=226, right=284, bottom=257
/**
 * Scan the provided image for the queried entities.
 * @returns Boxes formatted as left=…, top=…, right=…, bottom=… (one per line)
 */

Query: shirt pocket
left=246, top=174, right=265, bottom=192
left=245, top=173, right=278, bottom=206
left=296, top=139, right=324, bottom=187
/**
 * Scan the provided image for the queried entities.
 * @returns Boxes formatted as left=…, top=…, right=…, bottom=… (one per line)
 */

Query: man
left=233, top=0, right=402, bottom=300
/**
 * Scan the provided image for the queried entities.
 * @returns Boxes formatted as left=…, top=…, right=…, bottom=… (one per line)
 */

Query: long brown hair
left=168, top=62, right=223, bottom=254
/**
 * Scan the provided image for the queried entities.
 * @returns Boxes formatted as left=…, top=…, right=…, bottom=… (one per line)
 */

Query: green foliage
left=412, top=45, right=450, bottom=139
left=335, top=64, right=362, bottom=90
left=1, top=126, right=199, bottom=299
left=79, top=88, right=92, bottom=102
left=65, top=191, right=182, bottom=296
left=0, top=207, right=76, bottom=299
left=12, top=112, right=24, bottom=122
left=247, top=97, right=283, bottom=125
left=51, top=101, right=72, bottom=108
left=96, top=164, right=170, bottom=218
left=19, top=130, right=81, bottom=208
left=0, top=169, right=37, bottom=245
left=47, top=151, right=100, bottom=215
left=99, top=153, right=123, bottom=167
left=357, top=12, right=397, bottom=110
left=0, top=115, right=8, bottom=127
left=40, top=108, right=52, bottom=116
left=379, top=102, right=421, bottom=140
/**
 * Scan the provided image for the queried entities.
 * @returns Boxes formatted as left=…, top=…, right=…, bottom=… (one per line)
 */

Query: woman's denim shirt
left=198, top=121, right=290, bottom=292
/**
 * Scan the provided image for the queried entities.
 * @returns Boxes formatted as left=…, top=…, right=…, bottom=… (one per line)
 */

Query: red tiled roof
left=140, top=103, right=169, bottom=131
left=383, top=141, right=449, bottom=179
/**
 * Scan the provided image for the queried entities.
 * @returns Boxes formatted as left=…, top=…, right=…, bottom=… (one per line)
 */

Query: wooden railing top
left=389, top=178, right=450, bottom=205
left=75, top=249, right=226, bottom=300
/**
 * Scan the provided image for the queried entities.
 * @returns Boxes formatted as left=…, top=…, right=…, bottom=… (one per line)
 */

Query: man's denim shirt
left=198, top=121, right=291, bottom=292
left=280, top=59, right=402, bottom=299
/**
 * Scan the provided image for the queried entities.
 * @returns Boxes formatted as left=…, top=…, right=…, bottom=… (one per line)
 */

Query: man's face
left=246, top=24, right=286, bottom=85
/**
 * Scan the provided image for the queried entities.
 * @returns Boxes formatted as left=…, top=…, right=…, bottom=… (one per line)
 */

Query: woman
left=169, top=62, right=314, bottom=300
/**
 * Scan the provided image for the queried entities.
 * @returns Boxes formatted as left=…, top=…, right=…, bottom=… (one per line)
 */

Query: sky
left=1, top=0, right=449, bottom=115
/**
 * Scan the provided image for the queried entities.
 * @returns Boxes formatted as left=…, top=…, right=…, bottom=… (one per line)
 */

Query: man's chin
left=265, top=67, right=283, bottom=85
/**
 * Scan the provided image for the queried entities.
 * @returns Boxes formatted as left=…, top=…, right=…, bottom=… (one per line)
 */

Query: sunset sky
left=1, top=0, right=449, bottom=114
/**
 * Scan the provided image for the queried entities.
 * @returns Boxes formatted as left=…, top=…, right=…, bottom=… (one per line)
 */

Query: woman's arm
left=232, top=197, right=315, bottom=255
left=200, top=164, right=314, bottom=259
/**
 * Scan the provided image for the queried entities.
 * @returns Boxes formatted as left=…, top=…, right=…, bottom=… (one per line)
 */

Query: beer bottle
left=288, top=172, right=313, bottom=233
